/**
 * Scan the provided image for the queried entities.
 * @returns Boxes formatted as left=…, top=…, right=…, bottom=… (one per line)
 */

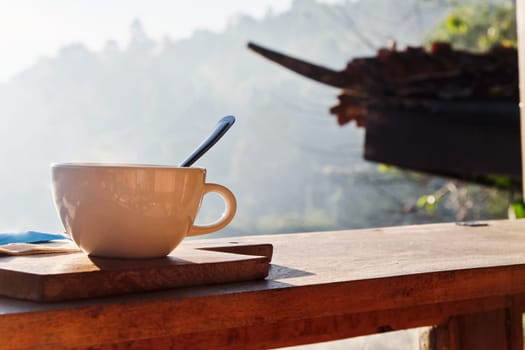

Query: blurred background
left=0, top=0, right=517, bottom=237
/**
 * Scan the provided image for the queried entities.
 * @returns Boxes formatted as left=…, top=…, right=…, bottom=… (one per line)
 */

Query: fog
left=0, top=0, right=460, bottom=235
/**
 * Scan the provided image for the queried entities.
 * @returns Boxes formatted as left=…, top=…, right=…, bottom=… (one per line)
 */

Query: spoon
left=179, top=115, right=236, bottom=167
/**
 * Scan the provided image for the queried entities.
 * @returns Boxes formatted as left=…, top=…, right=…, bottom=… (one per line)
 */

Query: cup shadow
left=268, top=264, right=315, bottom=280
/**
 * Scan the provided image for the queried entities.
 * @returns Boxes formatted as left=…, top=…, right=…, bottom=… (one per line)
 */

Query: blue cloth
left=0, top=231, right=69, bottom=245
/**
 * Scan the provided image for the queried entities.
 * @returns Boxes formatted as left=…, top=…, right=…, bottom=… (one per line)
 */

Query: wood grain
left=1, top=220, right=525, bottom=349
left=0, top=242, right=272, bottom=301
left=364, top=102, right=521, bottom=182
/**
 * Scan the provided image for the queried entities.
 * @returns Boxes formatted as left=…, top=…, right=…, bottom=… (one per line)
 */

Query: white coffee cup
left=51, top=163, right=237, bottom=258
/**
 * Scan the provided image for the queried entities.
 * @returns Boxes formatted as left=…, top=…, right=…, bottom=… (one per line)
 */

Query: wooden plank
left=364, top=102, right=521, bottom=182
left=0, top=293, right=520, bottom=350
left=0, top=264, right=524, bottom=349
left=0, top=243, right=272, bottom=301
left=1, top=220, right=525, bottom=348
left=93, top=296, right=522, bottom=350
left=3, top=220, right=525, bottom=305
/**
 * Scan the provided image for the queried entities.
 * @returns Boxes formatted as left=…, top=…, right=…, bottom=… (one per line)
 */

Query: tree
left=425, top=1, right=516, bottom=50
left=417, top=0, right=520, bottom=219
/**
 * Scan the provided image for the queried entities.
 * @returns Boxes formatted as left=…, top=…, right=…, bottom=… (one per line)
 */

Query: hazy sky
left=0, top=0, right=343, bottom=82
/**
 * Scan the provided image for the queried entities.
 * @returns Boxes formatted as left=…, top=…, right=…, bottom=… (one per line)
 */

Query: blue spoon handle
left=179, top=115, right=236, bottom=167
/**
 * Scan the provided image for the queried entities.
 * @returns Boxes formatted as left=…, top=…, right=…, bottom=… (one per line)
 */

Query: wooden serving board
left=0, top=242, right=273, bottom=302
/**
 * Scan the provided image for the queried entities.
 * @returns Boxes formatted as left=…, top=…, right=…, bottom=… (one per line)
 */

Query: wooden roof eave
left=247, top=41, right=348, bottom=89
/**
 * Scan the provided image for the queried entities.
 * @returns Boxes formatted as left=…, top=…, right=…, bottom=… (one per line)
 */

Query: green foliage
left=413, top=179, right=512, bottom=221
left=426, top=2, right=517, bottom=51
left=446, top=14, right=468, bottom=34
left=417, top=194, right=440, bottom=213
left=484, top=175, right=513, bottom=189
left=417, top=1, right=522, bottom=221
left=509, top=200, right=525, bottom=219
left=377, top=163, right=398, bottom=174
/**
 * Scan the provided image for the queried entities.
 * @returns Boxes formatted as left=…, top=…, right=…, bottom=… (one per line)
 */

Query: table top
left=2, top=219, right=525, bottom=349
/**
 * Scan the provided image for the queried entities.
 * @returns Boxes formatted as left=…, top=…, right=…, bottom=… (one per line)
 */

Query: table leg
left=429, top=306, right=524, bottom=350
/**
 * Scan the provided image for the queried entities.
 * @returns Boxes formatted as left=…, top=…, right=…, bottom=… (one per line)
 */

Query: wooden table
left=2, top=220, right=525, bottom=349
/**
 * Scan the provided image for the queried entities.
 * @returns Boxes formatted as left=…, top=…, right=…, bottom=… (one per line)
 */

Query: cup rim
left=51, top=162, right=206, bottom=171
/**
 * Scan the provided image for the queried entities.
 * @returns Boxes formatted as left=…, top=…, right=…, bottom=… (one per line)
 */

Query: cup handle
left=187, top=183, right=237, bottom=236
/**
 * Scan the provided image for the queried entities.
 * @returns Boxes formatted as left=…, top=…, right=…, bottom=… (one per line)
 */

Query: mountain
left=1, top=0, right=490, bottom=235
